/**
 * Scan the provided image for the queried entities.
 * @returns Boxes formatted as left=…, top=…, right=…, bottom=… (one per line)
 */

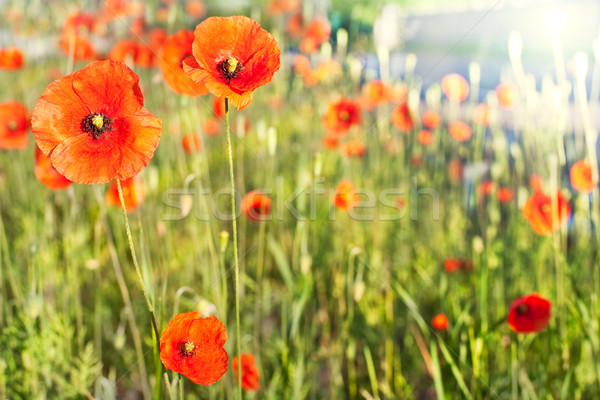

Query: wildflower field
left=1, top=0, right=600, bottom=399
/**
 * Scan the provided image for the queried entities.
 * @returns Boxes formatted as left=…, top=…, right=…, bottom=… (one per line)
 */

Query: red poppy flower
left=523, top=191, right=571, bottom=235
left=182, top=133, right=202, bottom=154
left=183, top=16, right=281, bottom=110
left=422, top=110, right=441, bottom=130
left=58, top=34, right=96, bottom=62
left=417, top=130, right=434, bottom=146
left=232, top=354, right=260, bottom=391
left=185, top=0, right=206, bottom=18
left=472, top=103, right=490, bottom=126
left=241, top=190, right=272, bottom=222
left=497, top=187, right=515, bottom=203
left=360, top=80, right=390, bottom=110
left=391, top=102, right=414, bottom=133
left=62, top=11, right=96, bottom=36
left=441, top=73, right=469, bottom=102
left=0, top=47, right=25, bottom=70
left=109, top=39, right=139, bottom=64
left=432, top=313, right=449, bottom=331
left=159, top=30, right=209, bottom=97
left=105, top=176, right=145, bottom=212
left=32, top=60, right=162, bottom=184
left=447, top=159, right=463, bottom=183
left=477, top=180, right=495, bottom=197
left=570, top=160, right=597, bottom=193
left=507, top=293, right=551, bottom=333
left=213, top=96, right=226, bottom=118
left=292, top=54, right=311, bottom=76
left=341, top=141, right=366, bottom=158
left=34, top=145, right=72, bottom=190
left=530, top=174, right=544, bottom=192
left=202, top=117, right=222, bottom=137
left=299, top=18, right=331, bottom=53
left=322, top=135, right=339, bottom=150
left=0, top=101, right=29, bottom=149
left=449, top=121, right=472, bottom=142
left=269, top=0, right=301, bottom=15
left=444, top=258, right=474, bottom=273
left=160, top=311, right=228, bottom=385
left=286, top=13, right=304, bottom=39
left=322, top=98, right=361, bottom=136
left=496, top=83, right=516, bottom=109
left=333, top=180, right=359, bottom=211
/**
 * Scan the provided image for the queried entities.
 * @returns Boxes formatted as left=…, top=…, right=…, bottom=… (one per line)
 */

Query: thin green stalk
left=115, top=179, right=162, bottom=400
left=224, top=98, right=243, bottom=400
left=116, top=179, right=160, bottom=340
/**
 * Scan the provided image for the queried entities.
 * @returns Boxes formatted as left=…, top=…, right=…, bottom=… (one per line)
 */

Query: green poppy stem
left=115, top=178, right=162, bottom=399
left=224, top=98, right=243, bottom=399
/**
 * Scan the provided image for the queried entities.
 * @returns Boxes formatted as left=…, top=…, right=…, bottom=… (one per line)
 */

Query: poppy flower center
left=82, top=112, right=114, bottom=140
left=516, top=304, right=529, bottom=314
left=339, top=110, right=350, bottom=121
left=179, top=341, right=197, bottom=358
left=218, top=57, right=243, bottom=84
left=541, top=203, right=551, bottom=214
left=7, top=121, right=18, bottom=131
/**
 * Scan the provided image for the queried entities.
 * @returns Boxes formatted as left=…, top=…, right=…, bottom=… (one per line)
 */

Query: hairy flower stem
left=225, top=98, right=244, bottom=399
left=116, top=179, right=162, bottom=399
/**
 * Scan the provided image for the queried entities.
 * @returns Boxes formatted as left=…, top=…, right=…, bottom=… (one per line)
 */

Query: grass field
left=1, top=0, right=600, bottom=399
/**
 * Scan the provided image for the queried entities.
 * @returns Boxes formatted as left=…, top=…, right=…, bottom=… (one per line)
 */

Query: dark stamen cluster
left=81, top=112, right=114, bottom=140
left=179, top=342, right=197, bottom=358
left=218, top=59, right=243, bottom=84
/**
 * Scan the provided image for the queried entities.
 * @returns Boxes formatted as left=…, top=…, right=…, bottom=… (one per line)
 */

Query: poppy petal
left=71, top=60, right=144, bottom=117
left=32, top=75, right=89, bottom=155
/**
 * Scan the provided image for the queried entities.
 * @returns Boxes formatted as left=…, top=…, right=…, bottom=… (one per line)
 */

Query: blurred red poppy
left=109, top=39, right=139, bottom=64
left=34, top=145, right=72, bottom=190
left=496, top=83, right=516, bottom=109
left=448, top=121, right=472, bottom=142
left=241, top=190, right=272, bottom=222
left=202, top=117, right=222, bottom=137
left=183, top=16, right=281, bottom=110
left=160, top=311, right=228, bottom=385
left=299, top=18, right=331, bottom=53
left=360, top=80, right=390, bottom=110
left=182, top=133, right=202, bottom=154
left=0, top=47, right=25, bottom=70
left=105, top=176, right=145, bottom=212
left=441, top=73, right=469, bottom=102
left=444, top=258, right=474, bottom=273
left=477, top=180, right=495, bottom=197
left=570, top=160, right=596, bottom=193
left=232, top=354, right=260, bottom=391
left=0, top=101, right=29, bottom=149
left=213, top=96, right=226, bottom=118
left=333, top=180, right=360, bottom=211
left=341, top=141, right=366, bottom=158
left=58, top=34, right=96, bottom=62
left=447, top=159, right=463, bottom=183
left=323, top=98, right=361, bottom=136
left=185, top=0, right=206, bottom=18
left=417, top=130, right=434, bottom=146
left=507, top=293, right=551, bottom=333
left=497, top=187, right=515, bottom=203
left=159, top=30, right=209, bottom=97
left=432, top=313, right=449, bottom=331
left=523, top=191, right=571, bottom=235
left=322, top=135, right=339, bottom=150
left=472, top=103, right=490, bottom=126
left=530, top=174, right=544, bottom=192
left=391, top=102, right=414, bottom=133
left=422, top=110, right=441, bottom=130
left=32, top=60, right=162, bottom=184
